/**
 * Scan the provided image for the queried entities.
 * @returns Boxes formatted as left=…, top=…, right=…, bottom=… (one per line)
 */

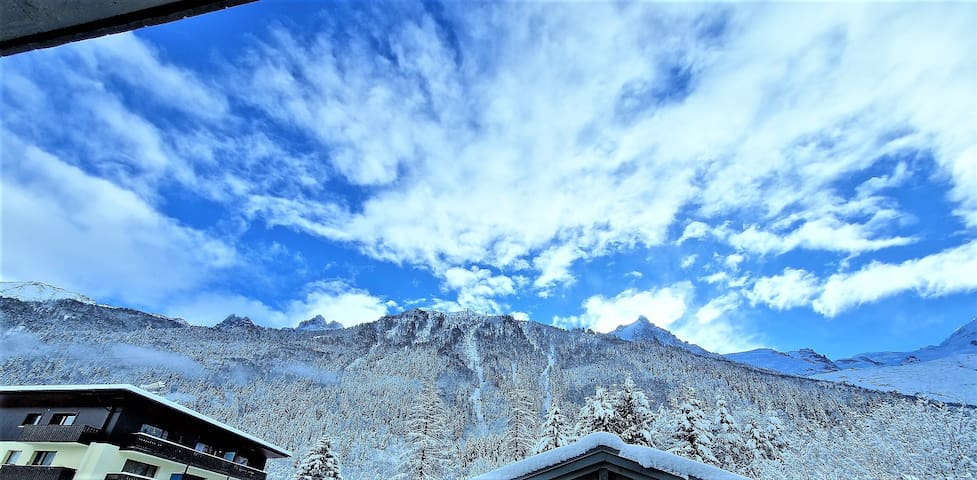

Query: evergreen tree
left=744, top=412, right=785, bottom=464
left=534, top=404, right=570, bottom=454
left=711, top=397, right=744, bottom=470
left=508, top=387, right=538, bottom=460
left=669, top=387, right=718, bottom=465
left=611, top=377, right=654, bottom=446
left=574, top=386, right=617, bottom=437
left=396, top=382, right=453, bottom=480
left=295, top=436, right=342, bottom=480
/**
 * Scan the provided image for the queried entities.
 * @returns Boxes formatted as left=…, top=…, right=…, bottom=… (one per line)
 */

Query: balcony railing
left=0, top=465, right=76, bottom=480
left=18, top=425, right=101, bottom=444
left=104, top=474, right=152, bottom=480
left=122, top=433, right=265, bottom=480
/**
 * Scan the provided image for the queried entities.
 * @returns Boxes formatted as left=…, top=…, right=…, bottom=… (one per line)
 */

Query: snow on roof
left=0, top=384, right=291, bottom=457
left=472, top=432, right=748, bottom=480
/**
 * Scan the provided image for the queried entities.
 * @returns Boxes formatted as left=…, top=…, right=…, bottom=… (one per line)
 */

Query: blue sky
left=1, top=1, right=975, bottom=356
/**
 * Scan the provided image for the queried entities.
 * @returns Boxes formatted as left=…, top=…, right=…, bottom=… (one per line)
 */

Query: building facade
left=0, top=385, right=290, bottom=480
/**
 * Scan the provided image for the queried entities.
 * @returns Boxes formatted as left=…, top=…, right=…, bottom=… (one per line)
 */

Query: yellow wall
left=1, top=441, right=241, bottom=480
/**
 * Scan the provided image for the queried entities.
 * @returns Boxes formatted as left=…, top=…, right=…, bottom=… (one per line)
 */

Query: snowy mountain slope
left=833, top=318, right=977, bottom=369
left=610, top=316, right=715, bottom=357
left=724, top=348, right=839, bottom=376
left=812, top=354, right=977, bottom=405
left=0, top=281, right=95, bottom=304
left=724, top=318, right=976, bottom=402
left=1, top=296, right=973, bottom=479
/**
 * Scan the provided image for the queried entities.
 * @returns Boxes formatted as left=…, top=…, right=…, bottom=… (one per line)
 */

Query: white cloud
left=702, top=272, right=728, bottom=285
left=625, top=271, right=643, bottom=279
left=677, top=221, right=711, bottom=244
left=533, top=244, right=582, bottom=294
left=814, top=241, right=977, bottom=317
left=724, top=253, right=745, bottom=270
left=747, top=268, right=821, bottom=311
left=70, top=32, right=229, bottom=121
left=286, top=281, right=392, bottom=327
left=694, top=293, right=741, bottom=325
left=725, top=218, right=915, bottom=256
left=228, top=3, right=974, bottom=286
left=680, top=255, right=698, bottom=269
left=165, top=280, right=390, bottom=328
left=0, top=131, right=235, bottom=306
left=674, top=315, right=759, bottom=355
left=442, top=266, right=515, bottom=313
left=553, top=283, right=692, bottom=333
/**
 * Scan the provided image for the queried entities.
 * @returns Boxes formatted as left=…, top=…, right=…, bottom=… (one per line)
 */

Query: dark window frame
left=50, top=413, right=77, bottom=426
left=3, top=450, right=22, bottom=465
left=22, top=413, right=42, bottom=426
left=30, top=451, right=56, bottom=466
left=122, top=459, right=160, bottom=478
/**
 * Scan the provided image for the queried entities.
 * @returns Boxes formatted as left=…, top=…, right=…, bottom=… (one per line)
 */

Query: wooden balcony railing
left=122, top=433, right=265, bottom=480
left=18, top=425, right=101, bottom=444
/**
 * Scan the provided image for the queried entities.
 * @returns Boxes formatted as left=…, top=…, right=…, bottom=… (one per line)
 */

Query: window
left=169, top=474, right=205, bottom=480
left=233, top=455, right=249, bottom=466
left=3, top=451, right=21, bottom=465
left=50, top=414, right=76, bottom=426
left=30, top=451, right=56, bottom=466
left=122, top=459, right=159, bottom=478
left=193, top=442, right=213, bottom=455
left=222, top=451, right=235, bottom=461
left=139, top=424, right=168, bottom=440
left=22, top=413, right=42, bottom=425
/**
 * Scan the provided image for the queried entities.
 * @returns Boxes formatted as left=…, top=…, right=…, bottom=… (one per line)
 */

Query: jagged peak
left=214, top=314, right=260, bottom=330
left=296, top=314, right=343, bottom=331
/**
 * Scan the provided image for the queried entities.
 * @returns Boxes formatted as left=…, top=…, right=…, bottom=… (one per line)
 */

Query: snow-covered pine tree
left=711, top=396, right=744, bottom=470
left=574, top=386, right=617, bottom=438
left=744, top=412, right=785, bottom=464
left=669, top=387, right=718, bottom=465
left=295, top=436, right=342, bottom=480
left=508, top=387, right=538, bottom=461
left=396, top=382, right=453, bottom=480
left=534, top=404, right=570, bottom=454
left=611, top=377, right=654, bottom=446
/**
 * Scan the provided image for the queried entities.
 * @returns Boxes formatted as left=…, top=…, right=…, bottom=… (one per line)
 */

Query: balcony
left=122, top=433, right=265, bottom=480
left=0, top=465, right=76, bottom=480
left=18, top=425, right=101, bottom=444
left=104, top=474, right=152, bottom=480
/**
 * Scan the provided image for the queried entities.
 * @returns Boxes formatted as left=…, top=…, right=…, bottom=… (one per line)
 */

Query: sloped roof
left=472, top=432, right=748, bottom=480
left=0, top=384, right=290, bottom=457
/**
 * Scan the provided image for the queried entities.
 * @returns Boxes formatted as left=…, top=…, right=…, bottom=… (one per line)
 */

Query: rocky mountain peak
left=296, top=314, right=344, bottom=331
left=214, top=314, right=259, bottom=330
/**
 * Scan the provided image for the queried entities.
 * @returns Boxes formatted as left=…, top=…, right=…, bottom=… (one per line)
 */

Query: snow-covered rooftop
left=0, top=384, right=291, bottom=457
left=472, top=432, right=748, bottom=480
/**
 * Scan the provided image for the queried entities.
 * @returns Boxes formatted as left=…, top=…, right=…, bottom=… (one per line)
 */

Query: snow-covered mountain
left=0, top=281, right=95, bottom=304
left=1, top=294, right=974, bottom=479
left=725, top=318, right=977, bottom=403
left=295, top=315, right=343, bottom=331
left=610, top=316, right=715, bottom=357
left=812, top=354, right=977, bottom=405
left=214, top=314, right=261, bottom=330
left=724, top=348, right=839, bottom=376
left=834, top=317, right=977, bottom=368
